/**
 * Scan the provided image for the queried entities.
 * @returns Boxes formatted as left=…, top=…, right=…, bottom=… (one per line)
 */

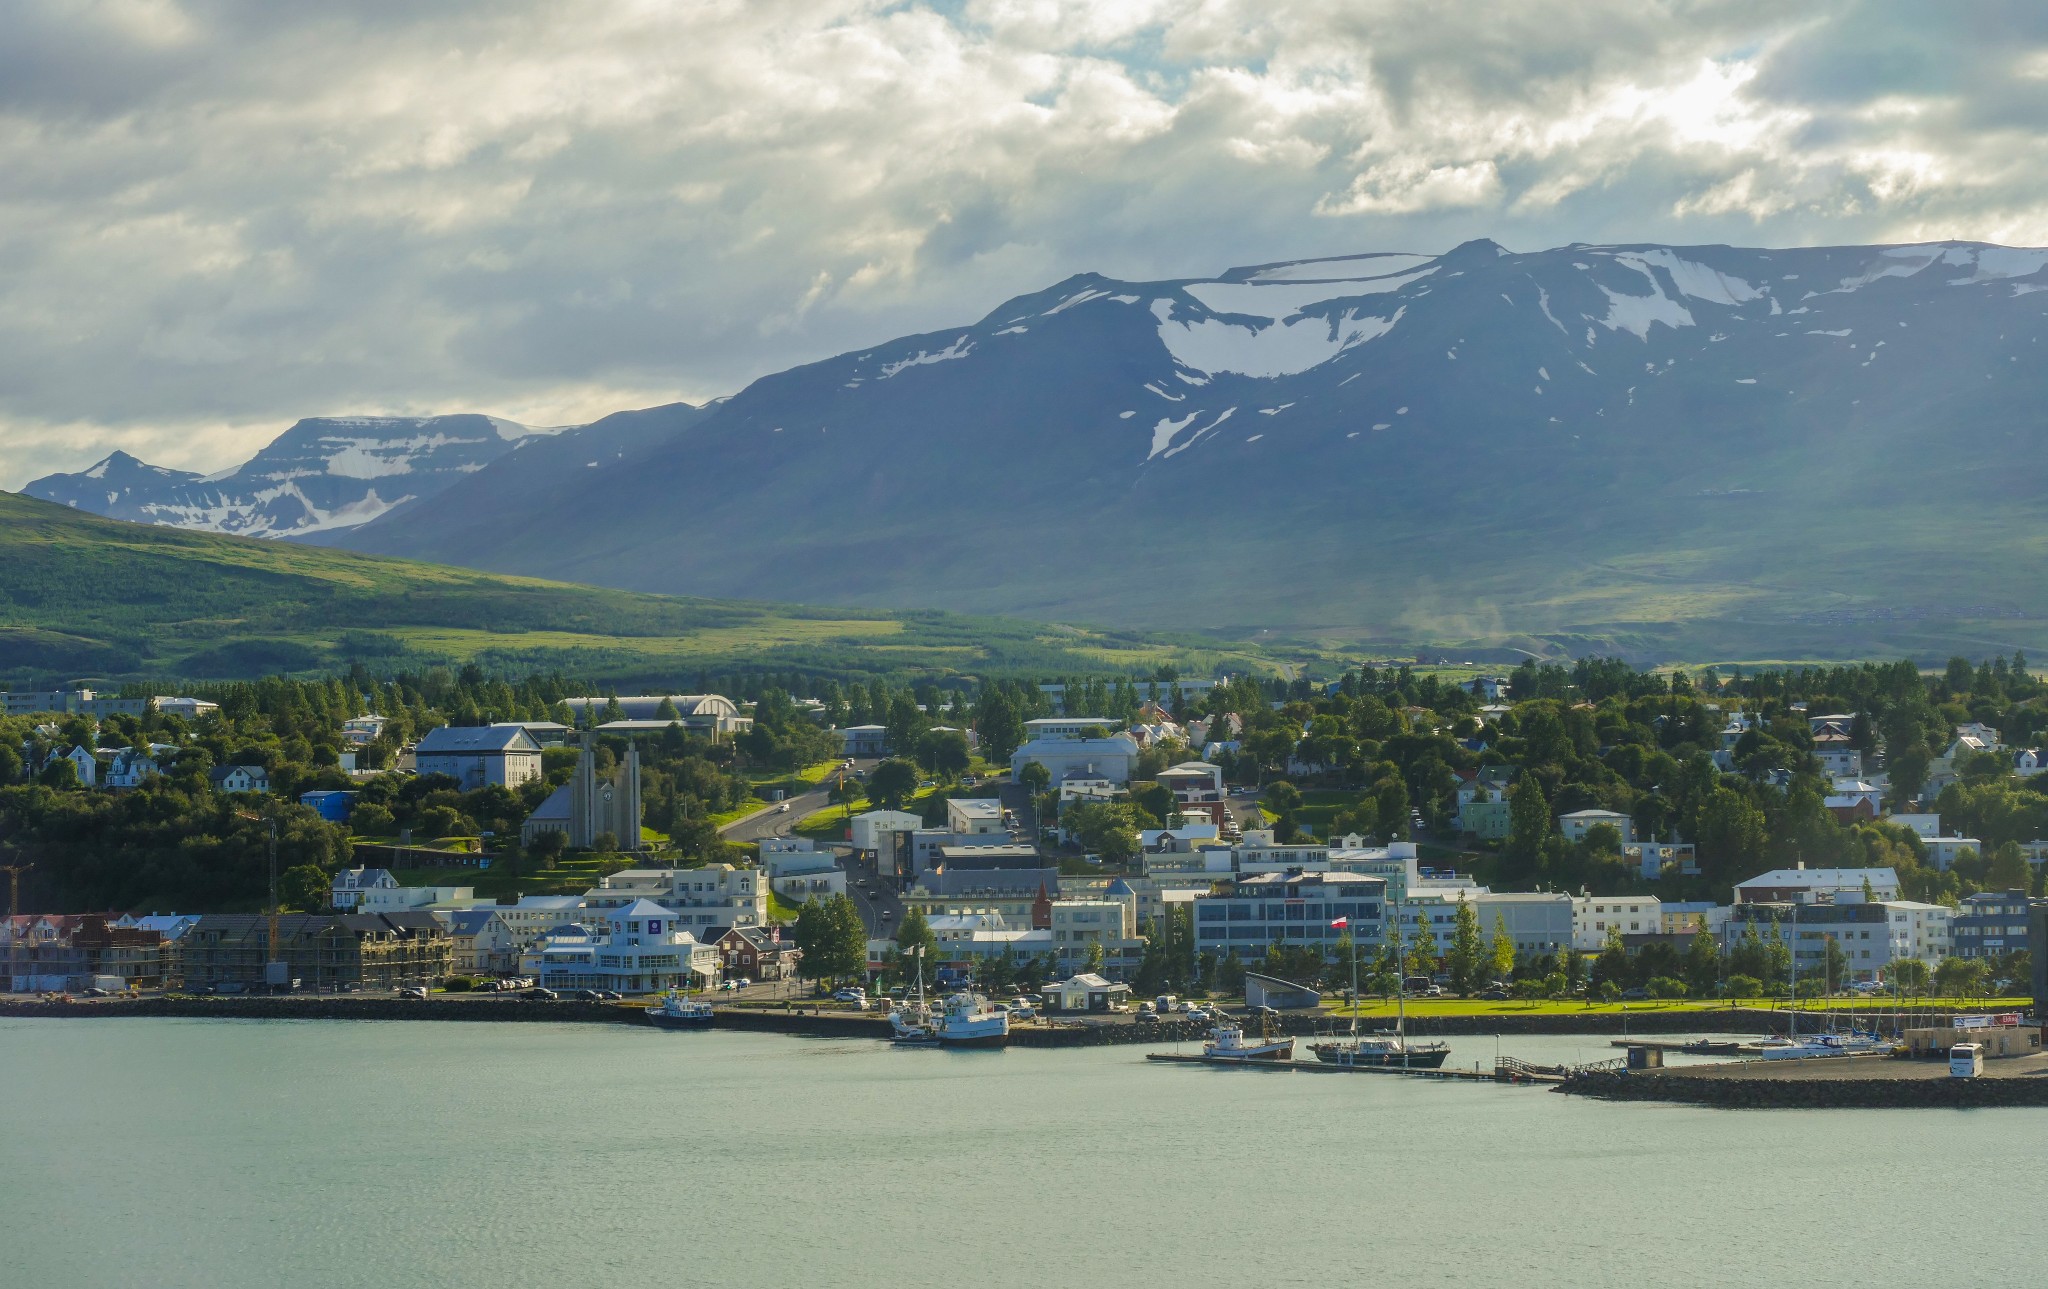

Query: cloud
left=3, top=1, right=2048, bottom=485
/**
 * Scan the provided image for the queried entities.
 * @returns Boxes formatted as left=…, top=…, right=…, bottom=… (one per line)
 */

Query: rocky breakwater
left=1561, top=1053, right=2048, bottom=1109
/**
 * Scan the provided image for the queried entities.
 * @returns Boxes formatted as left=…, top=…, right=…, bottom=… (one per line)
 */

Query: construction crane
left=0, top=862, right=29, bottom=918
left=236, top=811, right=282, bottom=989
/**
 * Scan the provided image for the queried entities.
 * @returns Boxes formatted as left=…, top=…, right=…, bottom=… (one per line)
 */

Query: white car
left=1007, top=1003, right=1036, bottom=1020
left=832, top=988, right=868, bottom=1004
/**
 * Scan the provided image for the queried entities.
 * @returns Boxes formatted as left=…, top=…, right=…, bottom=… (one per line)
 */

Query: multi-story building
left=1558, top=809, right=1636, bottom=844
left=581, top=865, right=767, bottom=933
left=1877, top=900, right=1952, bottom=967
left=1952, top=890, right=2032, bottom=962
left=1193, top=871, right=1388, bottom=962
left=412, top=725, right=543, bottom=790
left=1404, top=891, right=1574, bottom=959
left=1049, top=883, right=1144, bottom=979
left=1724, top=902, right=1890, bottom=984
left=1010, top=718, right=1140, bottom=786
left=522, top=900, right=719, bottom=993
left=1734, top=867, right=1900, bottom=904
left=442, top=909, right=517, bottom=976
left=904, top=867, right=1059, bottom=924
left=1572, top=896, right=1664, bottom=952
left=2, top=915, right=177, bottom=991
left=178, top=913, right=451, bottom=990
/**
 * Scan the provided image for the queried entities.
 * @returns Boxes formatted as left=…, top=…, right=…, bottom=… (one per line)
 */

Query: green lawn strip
left=709, top=799, right=772, bottom=828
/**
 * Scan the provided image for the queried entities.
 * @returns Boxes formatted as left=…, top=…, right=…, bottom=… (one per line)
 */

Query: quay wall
left=1559, top=1068, right=2048, bottom=1109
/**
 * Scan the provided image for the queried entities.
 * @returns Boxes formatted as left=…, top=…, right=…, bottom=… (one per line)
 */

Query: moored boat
left=890, top=946, right=940, bottom=1045
left=644, top=991, right=715, bottom=1030
left=1201, top=1021, right=1294, bottom=1062
left=935, top=991, right=1009, bottom=1048
left=1308, top=1033, right=1450, bottom=1068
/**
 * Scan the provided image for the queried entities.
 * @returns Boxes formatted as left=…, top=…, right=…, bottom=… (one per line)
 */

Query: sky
left=6, top=0, right=2048, bottom=487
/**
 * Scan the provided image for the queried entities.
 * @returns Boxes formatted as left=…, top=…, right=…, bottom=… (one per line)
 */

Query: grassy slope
left=0, top=493, right=1276, bottom=684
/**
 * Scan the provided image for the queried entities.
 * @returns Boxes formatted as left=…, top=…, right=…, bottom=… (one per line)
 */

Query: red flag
left=1330, top=916, right=1349, bottom=929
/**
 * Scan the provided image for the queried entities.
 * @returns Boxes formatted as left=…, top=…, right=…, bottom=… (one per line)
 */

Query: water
left=3, top=1018, right=2040, bottom=1288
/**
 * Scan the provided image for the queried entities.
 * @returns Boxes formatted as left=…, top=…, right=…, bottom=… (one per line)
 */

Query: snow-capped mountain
left=329, top=238, right=2048, bottom=658
left=24, top=414, right=563, bottom=538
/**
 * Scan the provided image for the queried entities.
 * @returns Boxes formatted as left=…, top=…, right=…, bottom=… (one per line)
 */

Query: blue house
left=299, top=789, right=357, bottom=823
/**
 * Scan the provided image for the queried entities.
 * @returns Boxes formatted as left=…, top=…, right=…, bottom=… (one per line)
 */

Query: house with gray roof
left=414, top=724, right=542, bottom=790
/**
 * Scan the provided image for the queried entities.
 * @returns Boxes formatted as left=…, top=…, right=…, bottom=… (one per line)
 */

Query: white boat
left=890, top=948, right=940, bottom=1046
left=1747, top=1031, right=1889, bottom=1059
left=644, top=991, right=715, bottom=1030
left=935, top=992, right=1009, bottom=1048
left=1201, top=1021, right=1294, bottom=1063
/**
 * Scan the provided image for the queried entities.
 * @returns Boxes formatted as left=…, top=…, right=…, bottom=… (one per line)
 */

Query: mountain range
left=25, top=239, right=2048, bottom=661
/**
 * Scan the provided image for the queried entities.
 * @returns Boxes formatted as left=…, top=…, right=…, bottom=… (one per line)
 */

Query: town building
left=1558, top=809, right=1635, bottom=844
left=905, top=867, right=1060, bottom=925
left=0, top=688, right=149, bottom=718
left=442, top=909, right=518, bottom=976
left=208, top=764, right=270, bottom=794
left=1878, top=900, right=1953, bottom=967
left=331, top=866, right=401, bottom=910
left=521, top=901, right=719, bottom=993
left=581, top=865, right=766, bottom=932
left=153, top=696, right=219, bottom=720
left=1572, top=896, right=1664, bottom=952
left=563, top=695, right=750, bottom=738
left=1047, top=972, right=1130, bottom=1012
left=2, top=914, right=176, bottom=991
left=299, top=789, right=356, bottom=823
left=1724, top=901, right=1891, bottom=984
left=413, top=725, right=543, bottom=790
left=706, top=925, right=800, bottom=982
left=840, top=725, right=888, bottom=757
left=1010, top=718, right=1141, bottom=786
left=1624, top=839, right=1698, bottom=880
left=179, top=913, right=452, bottom=990
left=1952, top=890, right=2032, bottom=962
left=1049, top=883, right=1143, bottom=979
left=1193, top=871, right=1388, bottom=962
left=1733, top=866, right=1899, bottom=904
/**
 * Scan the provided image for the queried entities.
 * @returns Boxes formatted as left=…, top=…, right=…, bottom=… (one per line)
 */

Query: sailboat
left=889, top=946, right=940, bottom=1047
left=1308, top=907, right=1450, bottom=1069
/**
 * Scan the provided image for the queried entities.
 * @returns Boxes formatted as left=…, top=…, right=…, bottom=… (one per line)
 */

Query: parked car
left=522, top=987, right=558, bottom=1001
left=1007, top=1003, right=1036, bottom=1020
left=833, top=988, right=867, bottom=1004
left=397, top=987, right=427, bottom=1000
left=1135, top=1009, right=1161, bottom=1024
left=1619, top=987, right=1651, bottom=1001
left=1477, top=988, right=1511, bottom=1001
left=1185, top=1006, right=1215, bottom=1023
left=574, top=989, right=609, bottom=1002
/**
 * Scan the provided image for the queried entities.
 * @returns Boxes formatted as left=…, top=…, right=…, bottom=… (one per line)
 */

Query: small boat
left=935, top=992, right=1009, bottom=1048
left=644, top=991, right=715, bottom=1030
left=1201, top=1020, right=1294, bottom=1063
left=1309, top=1033, right=1450, bottom=1068
left=890, top=946, right=940, bottom=1045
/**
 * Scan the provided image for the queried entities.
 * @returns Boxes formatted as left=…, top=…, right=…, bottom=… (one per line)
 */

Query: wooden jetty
left=1607, top=1037, right=1746, bottom=1056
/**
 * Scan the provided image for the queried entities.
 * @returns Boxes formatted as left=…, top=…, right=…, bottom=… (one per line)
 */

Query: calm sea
left=2, top=1018, right=2039, bottom=1288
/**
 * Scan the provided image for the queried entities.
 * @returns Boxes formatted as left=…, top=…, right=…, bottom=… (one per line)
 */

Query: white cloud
left=3, top=1, right=2048, bottom=486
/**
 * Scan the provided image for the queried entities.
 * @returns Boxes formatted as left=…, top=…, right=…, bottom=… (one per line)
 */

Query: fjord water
left=4, top=1019, right=2038, bottom=1288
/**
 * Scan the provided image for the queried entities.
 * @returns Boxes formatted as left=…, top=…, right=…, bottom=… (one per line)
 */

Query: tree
left=866, top=758, right=920, bottom=811
left=795, top=894, right=868, bottom=984
left=915, top=729, right=972, bottom=781
left=1933, top=955, right=1990, bottom=999
left=1085, top=940, right=1106, bottom=973
left=1264, top=780, right=1304, bottom=842
left=1446, top=898, right=1485, bottom=994
left=1987, top=841, right=2032, bottom=892
left=1489, top=915, right=1517, bottom=984
left=1694, top=787, right=1767, bottom=885
left=1683, top=926, right=1720, bottom=998
left=38, top=757, right=80, bottom=790
left=1064, top=802, right=1141, bottom=865
left=895, top=905, right=938, bottom=970
left=1018, top=760, right=1051, bottom=795
left=976, top=688, right=1026, bottom=764
left=529, top=828, right=567, bottom=870
left=1591, top=925, right=1630, bottom=992
left=1406, top=914, right=1440, bottom=979
left=278, top=864, right=331, bottom=912
left=1505, top=777, right=1550, bottom=880
left=1887, top=956, right=1930, bottom=996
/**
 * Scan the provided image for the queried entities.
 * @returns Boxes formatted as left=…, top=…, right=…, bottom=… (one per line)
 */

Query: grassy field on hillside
left=0, top=492, right=1279, bottom=685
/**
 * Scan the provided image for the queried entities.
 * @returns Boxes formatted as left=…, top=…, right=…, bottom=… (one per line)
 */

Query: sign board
left=1954, top=1015, right=1991, bottom=1029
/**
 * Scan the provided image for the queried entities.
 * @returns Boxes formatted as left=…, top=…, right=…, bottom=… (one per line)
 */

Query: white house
left=1558, top=809, right=1635, bottom=844
left=1572, top=896, right=1664, bottom=951
left=331, top=866, right=401, bottom=909
left=1877, top=900, right=1953, bottom=967
left=442, top=908, right=518, bottom=975
left=1623, top=839, right=1698, bottom=880
left=1011, top=718, right=1140, bottom=786
left=102, top=744, right=177, bottom=789
left=849, top=809, right=923, bottom=858
left=152, top=696, right=219, bottom=720
left=945, top=799, right=1006, bottom=836
left=412, top=725, right=543, bottom=790
left=208, top=764, right=269, bottom=794
left=360, top=884, right=477, bottom=914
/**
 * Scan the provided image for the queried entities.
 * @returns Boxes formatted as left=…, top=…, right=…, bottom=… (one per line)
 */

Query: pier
left=1144, top=1051, right=1624, bottom=1084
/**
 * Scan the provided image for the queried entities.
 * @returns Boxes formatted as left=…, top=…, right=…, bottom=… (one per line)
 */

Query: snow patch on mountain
left=1146, top=412, right=1200, bottom=460
left=1595, top=282, right=1693, bottom=339
left=879, top=335, right=973, bottom=378
left=1152, top=299, right=1403, bottom=378
left=1183, top=269, right=1432, bottom=320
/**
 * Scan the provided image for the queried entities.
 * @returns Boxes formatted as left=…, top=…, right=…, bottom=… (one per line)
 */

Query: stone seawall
left=1559, top=1069, right=2048, bottom=1109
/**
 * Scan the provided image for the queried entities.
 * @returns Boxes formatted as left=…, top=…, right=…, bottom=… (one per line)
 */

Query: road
left=717, top=759, right=901, bottom=937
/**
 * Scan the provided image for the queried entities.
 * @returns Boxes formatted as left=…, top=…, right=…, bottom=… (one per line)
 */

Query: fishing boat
left=1744, top=1031, right=1889, bottom=1059
left=1307, top=903, right=1448, bottom=1068
left=890, top=947, right=940, bottom=1046
left=1200, top=1017, right=1295, bottom=1063
left=644, top=990, right=715, bottom=1030
left=935, top=991, right=1009, bottom=1048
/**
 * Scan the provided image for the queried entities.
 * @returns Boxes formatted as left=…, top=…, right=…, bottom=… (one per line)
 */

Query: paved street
left=716, top=759, right=901, bottom=936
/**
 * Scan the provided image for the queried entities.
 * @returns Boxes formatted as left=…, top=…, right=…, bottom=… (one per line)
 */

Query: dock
left=1144, top=1051, right=1620, bottom=1084
left=1607, top=1037, right=1746, bottom=1056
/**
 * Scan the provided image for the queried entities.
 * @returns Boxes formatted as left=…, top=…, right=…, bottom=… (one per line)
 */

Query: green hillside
left=0, top=493, right=1270, bottom=685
